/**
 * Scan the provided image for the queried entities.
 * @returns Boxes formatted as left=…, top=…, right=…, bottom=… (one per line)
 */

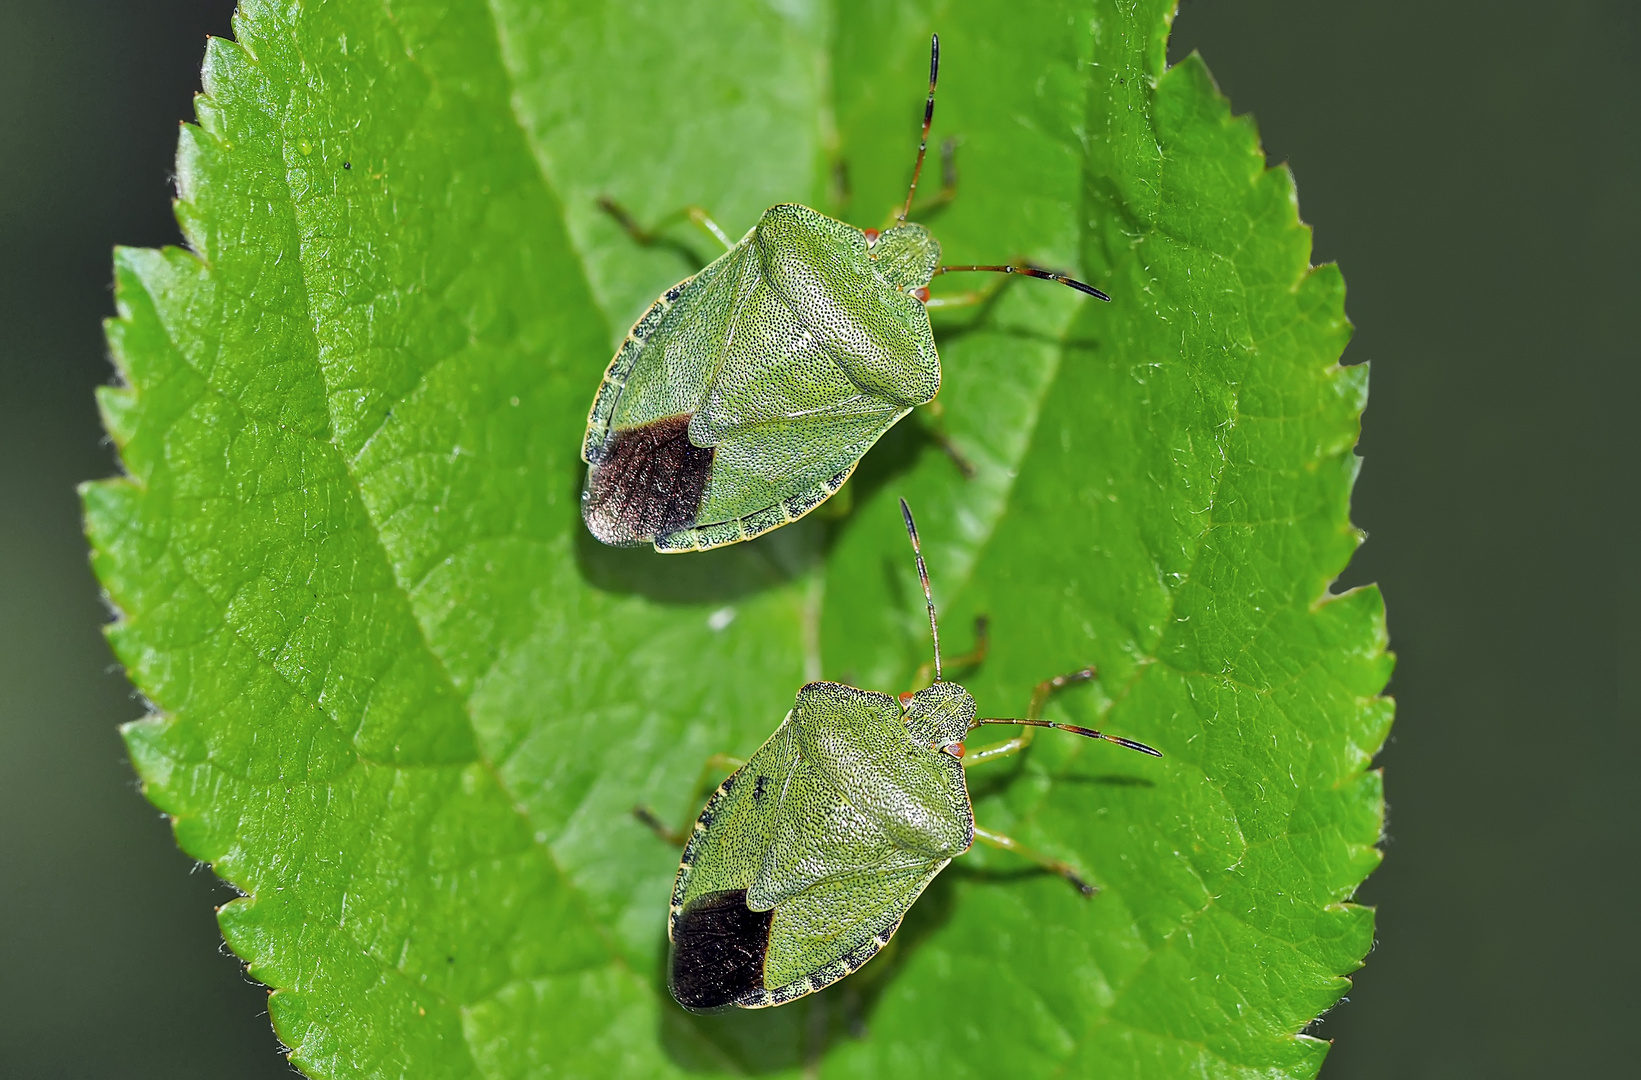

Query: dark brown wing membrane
left=668, top=889, right=776, bottom=1013
left=582, top=413, right=714, bottom=546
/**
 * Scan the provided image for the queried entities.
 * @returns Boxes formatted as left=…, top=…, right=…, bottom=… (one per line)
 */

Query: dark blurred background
left=1, top=1, right=1634, bottom=1077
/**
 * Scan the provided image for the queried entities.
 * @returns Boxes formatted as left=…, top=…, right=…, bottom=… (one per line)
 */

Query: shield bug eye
left=942, top=743, right=965, bottom=759
left=864, top=227, right=881, bottom=246
left=912, top=286, right=930, bottom=303
left=898, top=691, right=915, bottom=709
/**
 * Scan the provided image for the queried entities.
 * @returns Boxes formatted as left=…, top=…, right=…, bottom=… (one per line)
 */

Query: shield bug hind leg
left=971, top=824, right=1097, bottom=897
left=633, top=805, right=689, bottom=847
left=634, top=753, right=747, bottom=847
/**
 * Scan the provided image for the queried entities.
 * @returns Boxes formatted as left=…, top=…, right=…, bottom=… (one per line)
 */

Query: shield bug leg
left=633, top=752, right=747, bottom=847
left=963, top=667, right=1095, bottom=766
left=597, top=195, right=735, bottom=257
left=830, top=157, right=852, bottom=210
left=972, top=824, right=1097, bottom=897
left=918, top=399, right=979, bottom=477
left=964, top=667, right=1163, bottom=766
left=920, top=274, right=1008, bottom=311
left=632, top=805, right=688, bottom=847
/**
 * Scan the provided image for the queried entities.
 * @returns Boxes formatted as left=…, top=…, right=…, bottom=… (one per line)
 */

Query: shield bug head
left=895, top=497, right=1164, bottom=762
left=903, top=680, right=975, bottom=756
left=895, top=496, right=974, bottom=754
left=583, top=34, right=1113, bottom=554
left=867, top=224, right=940, bottom=291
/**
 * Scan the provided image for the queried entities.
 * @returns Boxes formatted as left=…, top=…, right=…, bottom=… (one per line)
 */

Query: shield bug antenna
left=891, top=34, right=1113, bottom=303
left=934, top=262, right=1113, bottom=302
left=971, top=669, right=1164, bottom=758
left=897, top=34, right=942, bottom=226
left=899, top=497, right=943, bottom=683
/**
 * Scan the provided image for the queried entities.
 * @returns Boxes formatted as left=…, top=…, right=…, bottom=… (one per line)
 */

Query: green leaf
left=84, top=0, right=1391, bottom=1077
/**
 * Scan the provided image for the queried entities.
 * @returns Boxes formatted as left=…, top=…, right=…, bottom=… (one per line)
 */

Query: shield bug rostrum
left=636, top=499, right=1161, bottom=1012
left=582, top=35, right=1112, bottom=552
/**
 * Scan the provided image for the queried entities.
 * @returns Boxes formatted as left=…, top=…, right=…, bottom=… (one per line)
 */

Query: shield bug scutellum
left=582, top=35, right=1111, bottom=552
left=637, top=499, right=1161, bottom=1012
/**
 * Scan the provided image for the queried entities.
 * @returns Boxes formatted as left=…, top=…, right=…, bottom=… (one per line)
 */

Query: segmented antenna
left=899, top=497, right=943, bottom=682
left=897, top=34, right=941, bottom=225
left=971, top=667, right=1162, bottom=756
left=935, top=263, right=1113, bottom=302
left=973, top=717, right=1162, bottom=757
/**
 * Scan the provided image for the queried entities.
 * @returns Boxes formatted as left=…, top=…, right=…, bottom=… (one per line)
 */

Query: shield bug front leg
left=961, top=670, right=1159, bottom=897
left=963, top=667, right=1098, bottom=767
left=633, top=752, right=747, bottom=847
left=920, top=274, right=1008, bottom=311
left=890, top=38, right=1112, bottom=306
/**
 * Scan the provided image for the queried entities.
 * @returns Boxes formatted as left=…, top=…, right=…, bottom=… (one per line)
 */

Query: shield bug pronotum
left=582, top=35, right=1111, bottom=552
left=636, top=500, right=1160, bottom=1012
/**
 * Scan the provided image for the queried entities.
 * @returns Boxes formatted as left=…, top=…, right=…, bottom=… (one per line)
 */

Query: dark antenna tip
left=898, top=496, right=918, bottom=542
left=934, top=263, right=1112, bottom=302
left=1062, top=277, right=1114, bottom=302
left=1110, top=735, right=1165, bottom=758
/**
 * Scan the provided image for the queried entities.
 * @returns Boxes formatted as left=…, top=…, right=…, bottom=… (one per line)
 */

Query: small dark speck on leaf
left=343, top=161, right=352, bottom=169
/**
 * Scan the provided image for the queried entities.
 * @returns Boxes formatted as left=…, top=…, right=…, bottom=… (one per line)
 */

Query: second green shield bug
left=582, top=35, right=1111, bottom=552
left=638, top=500, right=1160, bottom=1012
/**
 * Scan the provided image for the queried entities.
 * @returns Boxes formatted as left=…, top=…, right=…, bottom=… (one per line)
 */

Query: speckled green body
left=668, top=679, right=977, bottom=1010
left=582, top=203, right=943, bottom=552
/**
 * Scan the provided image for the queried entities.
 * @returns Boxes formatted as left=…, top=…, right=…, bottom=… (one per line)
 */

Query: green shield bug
left=582, top=35, right=1111, bottom=552
left=640, top=499, right=1161, bottom=1012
